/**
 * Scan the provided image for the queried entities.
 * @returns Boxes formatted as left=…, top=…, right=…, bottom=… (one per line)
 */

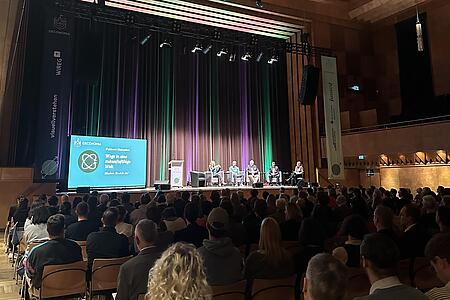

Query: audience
left=117, top=220, right=162, bottom=300
left=373, top=205, right=400, bottom=245
left=115, top=205, right=133, bottom=238
left=12, top=197, right=29, bottom=227
left=59, top=201, right=76, bottom=228
left=243, top=199, right=267, bottom=244
left=25, top=214, right=82, bottom=291
left=245, top=217, right=294, bottom=279
left=303, top=253, right=348, bottom=300
left=424, top=233, right=450, bottom=300
left=146, top=205, right=173, bottom=249
left=355, top=233, right=427, bottom=300
left=280, top=202, right=302, bottom=241
left=145, top=242, right=211, bottom=300
left=130, top=193, right=151, bottom=226
left=47, top=195, right=59, bottom=216
left=198, top=207, right=243, bottom=285
left=24, top=206, right=50, bottom=244
left=173, top=202, right=208, bottom=247
left=161, top=207, right=187, bottom=233
left=86, top=208, right=129, bottom=267
left=436, top=206, right=450, bottom=233
left=399, top=204, right=429, bottom=258
left=65, top=202, right=99, bottom=241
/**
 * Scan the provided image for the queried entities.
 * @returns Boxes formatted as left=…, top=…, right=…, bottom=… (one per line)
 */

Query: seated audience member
left=130, top=193, right=151, bottom=226
left=25, top=214, right=82, bottom=290
left=436, top=206, right=450, bottom=233
left=66, top=202, right=99, bottom=241
left=47, top=196, right=59, bottom=216
left=355, top=233, right=427, bottom=300
left=71, top=196, right=82, bottom=217
left=298, top=190, right=314, bottom=218
left=59, top=201, right=76, bottom=228
left=97, top=194, right=110, bottom=214
left=121, top=192, right=135, bottom=215
left=373, top=205, right=400, bottom=245
left=303, top=253, right=348, bottom=300
left=174, top=203, right=208, bottom=248
left=146, top=205, right=173, bottom=250
left=421, top=195, right=439, bottom=233
left=115, top=205, right=133, bottom=238
left=220, top=199, right=247, bottom=247
left=86, top=208, right=129, bottom=267
left=161, top=207, right=187, bottom=233
left=266, top=194, right=277, bottom=215
left=116, top=220, right=162, bottom=300
left=399, top=204, right=429, bottom=259
left=243, top=199, right=267, bottom=244
left=198, top=207, right=243, bottom=285
left=245, top=217, right=295, bottom=279
left=24, top=206, right=50, bottom=244
left=334, top=194, right=352, bottom=223
left=12, top=197, right=29, bottom=227
left=280, top=202, right=302, bottom=241
left=87, top=196, right=103, bottom=229
left=332, top=214, right=369, bottom=267
left=145, top=243, right=211, bottom=300
left=424, top=233, right=450, bottom=300
left=298, top=207, right=327, bottom=250
left=271, top=198, right=287, bottom=224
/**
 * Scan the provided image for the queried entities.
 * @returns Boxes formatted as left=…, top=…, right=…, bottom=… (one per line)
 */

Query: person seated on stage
left=25, top=214, right=82, bottom=293
left=116, top=220, right=162, bottom=300
left=289, top=161, right=305, bottom=186
left=208, top=160, right=224, bottom=185
left=246, top=159, right=260, bottom=185
left=86, top=208, right=130, bottom=269
left=268, top=161, right=281, bottom=185
left=66, top=202, right=99, bottom=241
left=229, top=160, right=242, bottom=185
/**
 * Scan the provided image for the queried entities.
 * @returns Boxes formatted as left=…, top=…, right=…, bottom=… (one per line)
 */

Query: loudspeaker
left=299, top=65, right=320, bottom=105
left=154, top=180, right=171, bottom=190
left=75, top=31, right=103, bottom=83
left=76, top=186, right=90, bottom=194
left=252, top=182, right=263, bottom=188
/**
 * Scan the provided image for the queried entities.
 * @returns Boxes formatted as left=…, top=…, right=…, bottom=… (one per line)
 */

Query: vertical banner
left=321, top=56, right=345, bottom=180
left=34, top=12, right=73, bottom=182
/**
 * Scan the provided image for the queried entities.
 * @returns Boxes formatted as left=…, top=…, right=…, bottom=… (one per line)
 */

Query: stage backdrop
left=17, top=10, right=292, bottom=186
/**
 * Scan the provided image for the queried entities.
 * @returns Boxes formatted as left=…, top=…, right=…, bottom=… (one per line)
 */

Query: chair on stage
left=267, top=172, right=282, bottom=185
left=190, top=171, right=206, bottom=187
left=227, top=171, right=245, bottom=186
left=246, top=171, right=261, bottom=186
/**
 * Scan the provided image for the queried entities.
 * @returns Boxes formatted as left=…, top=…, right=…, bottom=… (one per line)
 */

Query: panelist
left=268, top=161, right=281, bottom=185
left=289, top=161, right=304, bottom=186
left=246, top=160, right=260, bottom=185
left=229, top=160, right=241, bottom=185
left=208, top=160, right=224, bottom=185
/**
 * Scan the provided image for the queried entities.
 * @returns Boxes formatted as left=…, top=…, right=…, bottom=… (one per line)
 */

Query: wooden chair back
left=412, top=257, right=443, bottom=291
left=344, top=268, right=370, bottom=300
left=40, top=260, right=87, bottom=299
left=251, top=276, right=296, bottom=300
left=211, top=280, right=246, bottom=300
left=90, top=256, right=132, bottom=293
left=397, top=259, right=412, bottom=286
left=75, top=241, right=87, bottom=261
left=138, top=294, right=145, bottom=300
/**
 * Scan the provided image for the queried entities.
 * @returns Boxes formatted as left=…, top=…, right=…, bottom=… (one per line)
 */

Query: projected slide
left=68, top=135, right=147, bottom=189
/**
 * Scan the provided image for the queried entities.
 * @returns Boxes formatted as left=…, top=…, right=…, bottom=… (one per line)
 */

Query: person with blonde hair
left=244, top=217, right=295, bottom=279
left=146, top=242, right=211, bottom=300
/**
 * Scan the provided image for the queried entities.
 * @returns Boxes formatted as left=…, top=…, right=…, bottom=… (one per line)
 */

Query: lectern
left=169, top=160, right=184, bottom=188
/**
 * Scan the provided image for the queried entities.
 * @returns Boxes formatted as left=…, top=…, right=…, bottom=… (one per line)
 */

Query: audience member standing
left=198, top=207, right=243, bottom=285
left=116, top=220, right=162, bottom=300
left=424, top=233, right=450, bottom=300
left=354, top=233, right=427, bottom=300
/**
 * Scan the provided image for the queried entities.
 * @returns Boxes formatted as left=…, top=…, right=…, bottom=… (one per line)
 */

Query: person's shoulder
left=425, top=286, right=450, bottom=300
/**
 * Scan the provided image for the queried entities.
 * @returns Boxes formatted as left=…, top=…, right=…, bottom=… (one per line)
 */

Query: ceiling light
left=256, top=0, right=263, bottom=8
left=256, top=52, right=264, bottom=62
left=140, top=34, right=151, bottom=46
left=229, top=53, right=236, bottom=62
left=268, top=54, right=278, bottom=64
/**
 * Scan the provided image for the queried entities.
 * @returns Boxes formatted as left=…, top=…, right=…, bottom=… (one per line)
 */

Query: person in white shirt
left=162, top=207, right=186, bottom=233
left=424, top=233, right=450, bottom=300
left=115, top=205, right=133, bottom=238
left=24, top=206, right=50, bottom=245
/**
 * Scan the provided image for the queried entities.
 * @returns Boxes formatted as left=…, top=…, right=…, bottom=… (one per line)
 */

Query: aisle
left=0, top=233, right=20, bottom=300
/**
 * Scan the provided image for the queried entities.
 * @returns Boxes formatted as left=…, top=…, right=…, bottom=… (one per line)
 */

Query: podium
left=169, top=160, right=184, bottom=188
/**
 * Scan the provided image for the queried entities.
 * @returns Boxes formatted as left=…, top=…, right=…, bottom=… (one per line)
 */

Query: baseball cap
left=207, top=207, right=229, bottom=231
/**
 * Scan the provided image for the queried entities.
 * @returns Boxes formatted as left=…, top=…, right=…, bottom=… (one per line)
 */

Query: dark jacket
left=280, top=219, right=301, bottom=241
left=243, top=213, right=263, bottom=244
left=354, top=284, right=428, bottom=300
left=173, top=223, right=208, bottom=248
left=116, top=246, right=162, bottom=300
left=65, top=220, right=99, bottom=241
left=244, top=250, right=295, bottom=279
left=86, top=226, right=129, bottom=268
left=400, top=224, right=430, bottom=259
left=198, top=237, right=243, bottom=285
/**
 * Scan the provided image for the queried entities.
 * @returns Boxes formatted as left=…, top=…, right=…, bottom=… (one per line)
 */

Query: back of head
left=374, top=205, right=394, bottom=229
left=32, top=206, right=51, bottom=225
left=136, top=219, right=158, bottom=244
left=73, top=197, right=82, bottom=209
left=48, top=195, right=59, bottom=206
left=286, top=202, right=301, bottom=221
left=116, top=205, right=127, bottom=223
left=100, top=194, right=110, bottom=204
left=423, top=195, right=436, bottom=209
left=317, top=191, right=329, bottom=206
left=87, top=196, right=98, bottom=211
left=259, top=217, right=286, bottom=266
left=306, top=253, right=348, bottom=300
left=184, top=202, right=199, bottom=224
left=340, top=214, right=368, bottom=240
left=181, top=191, right=190, bottom=202
left=76, top=202, right=89, bottom=218
left=360, top=233, right=399, bottom=277
left=121, top=192, right=130, bottom=204
left=47, top=214, right=65, bottom=237
left=254, top=199, right=267, bottom=217
left=207, top=207, right=229, bottom=238
left=60, top=201, right=72, bottom=215
left=146, top=242, right=210, bottom=300
left=251, top=189, right=259, bottom=198
left=162, top=207, right=177, bottom=220
left=425, top=233, right=450, bottom=261
left=146, top=205, right=162, bottom=224
left=141, top=193, right=151, bottom=205
left=102, top=207, right=119, bottom=227
left=402, top=204, right=420, bottom=223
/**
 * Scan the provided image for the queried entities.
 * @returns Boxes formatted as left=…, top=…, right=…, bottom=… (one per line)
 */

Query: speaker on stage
left=76, top=186, right=90, bottom=194
left=154, top=180, right=171, bottom=191
left=299, top=65, right=320, bottom=105
left=252, top=182, right=263, bottom=188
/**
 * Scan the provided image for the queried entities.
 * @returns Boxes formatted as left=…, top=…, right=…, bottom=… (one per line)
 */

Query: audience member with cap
left=198, top=207, right=243, bottom=285
left=355, top=233, right=427, bottom=300
left=424, top=233, right=450, bottom=300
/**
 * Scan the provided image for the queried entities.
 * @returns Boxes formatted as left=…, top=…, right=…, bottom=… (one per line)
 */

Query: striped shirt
left=425, top=282, right=450, bottom=300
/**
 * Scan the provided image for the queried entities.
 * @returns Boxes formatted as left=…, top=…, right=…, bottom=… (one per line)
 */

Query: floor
left=0, top=233, right=20, bottom=300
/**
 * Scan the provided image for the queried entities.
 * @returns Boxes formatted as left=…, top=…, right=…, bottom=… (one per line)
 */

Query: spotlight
left=241, top=51, right=252, bottom=61
left=256, top=0, right=263, bottom=8
left=268, top=54, right=278, bottom=64
left=191, top=43, right=202, bottom=53
left=203, top=44, right=213, bottom=54
left=140, top=33, right=151, bottom=46
left=229, top=53, right=236, bottom=62
left=217, top=48, right=228, bottom=57
left=256, top=51, right=264, bottom=62
left=160, top=39, right=172, bottom=48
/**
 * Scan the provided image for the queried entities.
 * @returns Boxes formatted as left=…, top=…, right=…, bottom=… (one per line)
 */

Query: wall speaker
left=76, top=186, right=90, bottom=194
left=299, top=65, right=320, bottom=105
left=252, top=182, right=263, bottom=188
left=154, top=180, right=171, bottom=190
left=75, top=31, right=103, bottom=84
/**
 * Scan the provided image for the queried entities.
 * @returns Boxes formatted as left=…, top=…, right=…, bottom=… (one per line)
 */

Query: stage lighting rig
left=241, top=51, right=252, bottom=61
left=229, top=53, right=236, bottom=62
left=268, top=53, right=278, bottom=64
left=140, top=32, right=151, bottom=45
left=191, top=42, right=203, bottom=53
left=160, top=38, right=172, bottom=48
left=255, top=51, right=264, bottom=62
left=203, top=44, right=213, bottom=54
left=217, top=48, right=228, bottom=57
